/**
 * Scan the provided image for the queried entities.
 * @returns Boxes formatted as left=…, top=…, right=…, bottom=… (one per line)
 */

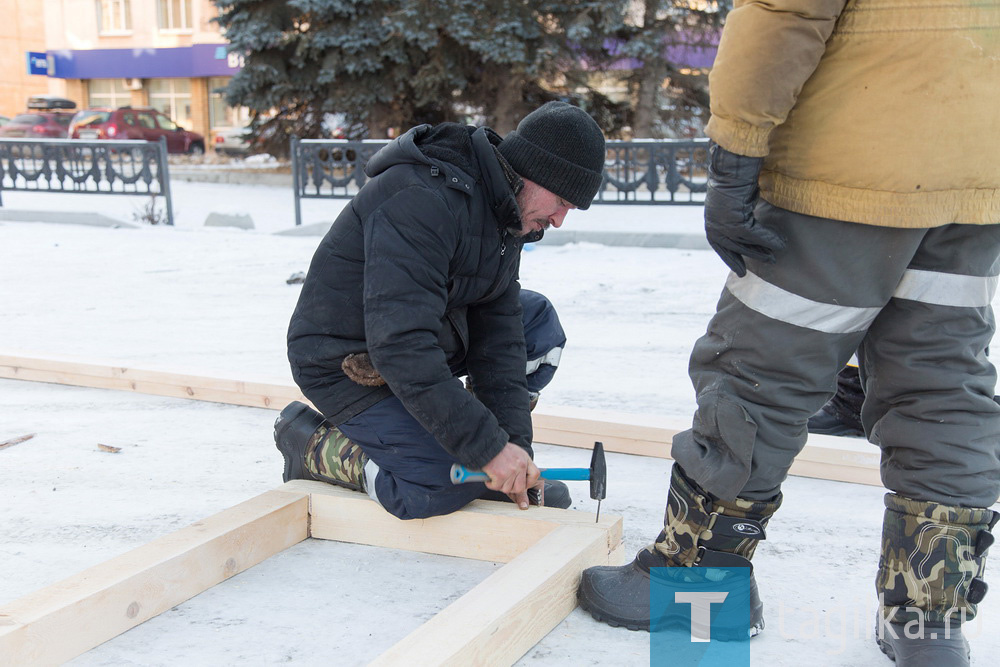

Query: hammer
left=450, top=441, right=607, bottom=522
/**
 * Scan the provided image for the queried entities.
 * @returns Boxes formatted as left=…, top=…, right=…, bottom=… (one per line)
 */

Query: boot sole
left=577, top=596, right=648, bottom=631
left=578, top=590, right=765, bottom=639
left=579, top=600, right=765, bottom=639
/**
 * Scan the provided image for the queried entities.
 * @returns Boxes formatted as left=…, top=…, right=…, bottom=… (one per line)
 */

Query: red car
left=0, top=95, right=78, bottom=139
left=0, top=111, right=74, bottom=138
left=69, top=107, right=205, bottom=155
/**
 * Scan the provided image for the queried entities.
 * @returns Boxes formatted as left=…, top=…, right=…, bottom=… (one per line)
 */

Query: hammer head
left=589, top=441, right=607, bottom=501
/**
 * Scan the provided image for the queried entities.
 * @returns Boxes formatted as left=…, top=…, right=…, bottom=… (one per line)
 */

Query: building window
left=148, top=78, right=193, bottom=130
left=96, top=0, right=131, bottom=34
left=88, top=79, right=132, bottom=108
left=158, top=0, right=192, bottom=31
left=208, top=77, right=250, bottom=129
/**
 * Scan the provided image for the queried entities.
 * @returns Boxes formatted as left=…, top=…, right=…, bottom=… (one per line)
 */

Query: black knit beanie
left=498, top=102, right=606, bottom=210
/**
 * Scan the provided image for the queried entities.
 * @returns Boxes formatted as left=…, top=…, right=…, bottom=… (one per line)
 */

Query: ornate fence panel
left=292, top=136, right=387, bottom=227
left=291, top=135, right=710, bottom=225
left=0, top=137, right=173, bottom=225
left=597, top=139, right=709, bottom=204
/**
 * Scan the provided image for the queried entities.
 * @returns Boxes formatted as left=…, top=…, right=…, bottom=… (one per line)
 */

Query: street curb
left=0, top=209, right=136, bottom=228
left=169, top=168, right=292, bottom=187
left=271, top=221, right=710, bottom=249
left=535, top=231, right=710, bottom=250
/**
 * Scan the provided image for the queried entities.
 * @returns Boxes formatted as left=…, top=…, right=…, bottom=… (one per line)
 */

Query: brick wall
left=0, top=0, right=51, bottom=118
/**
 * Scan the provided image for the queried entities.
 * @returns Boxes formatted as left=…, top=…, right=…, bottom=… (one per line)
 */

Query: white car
left=212, top=126, right=252, bottom=156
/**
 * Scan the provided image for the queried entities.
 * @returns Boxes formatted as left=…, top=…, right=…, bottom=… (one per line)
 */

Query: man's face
left=513, top=179, right=576, bottom=237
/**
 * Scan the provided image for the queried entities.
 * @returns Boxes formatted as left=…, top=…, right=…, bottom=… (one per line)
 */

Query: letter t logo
left=675, top=591, right=729, bottom=642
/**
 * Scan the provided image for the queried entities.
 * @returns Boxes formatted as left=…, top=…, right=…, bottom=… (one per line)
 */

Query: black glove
left=704, top=143, right=785, bottom=277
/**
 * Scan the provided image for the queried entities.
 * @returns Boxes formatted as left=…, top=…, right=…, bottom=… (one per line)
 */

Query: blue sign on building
left=26, top=51, right=50, bottom=76
left=44, top=45, right=243, bottom=80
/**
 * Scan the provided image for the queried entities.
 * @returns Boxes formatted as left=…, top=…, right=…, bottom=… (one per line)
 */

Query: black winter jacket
left=287, top=123, right=535, bottom=469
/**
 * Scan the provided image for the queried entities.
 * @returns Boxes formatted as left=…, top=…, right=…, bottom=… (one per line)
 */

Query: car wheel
left=188, top=142, right=205, bottom=156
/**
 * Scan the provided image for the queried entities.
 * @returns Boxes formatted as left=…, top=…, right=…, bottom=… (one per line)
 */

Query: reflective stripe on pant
left=339, top=289, right=565, bottom=519
left=672, top=202, right=1000, bottom=508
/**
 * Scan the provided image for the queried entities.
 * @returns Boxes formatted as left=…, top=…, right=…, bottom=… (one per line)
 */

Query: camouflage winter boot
left=876, top=493, right=997, bottom=666
left=274, top=401, right=368, bottom=492
left=578, top=464, right=781, bottom=639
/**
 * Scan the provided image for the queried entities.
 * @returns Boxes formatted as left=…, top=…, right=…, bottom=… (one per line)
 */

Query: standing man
left=276, top=102, right=607, bottom=521
left=579, top=1, right=1000, bottom=664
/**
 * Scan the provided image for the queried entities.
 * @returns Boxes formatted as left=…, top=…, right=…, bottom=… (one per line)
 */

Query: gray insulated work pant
left=672, top=202, right=1000, bottom=508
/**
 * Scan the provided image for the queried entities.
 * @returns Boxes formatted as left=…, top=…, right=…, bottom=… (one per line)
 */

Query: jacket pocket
left=439, top=307, right=469, bottom=370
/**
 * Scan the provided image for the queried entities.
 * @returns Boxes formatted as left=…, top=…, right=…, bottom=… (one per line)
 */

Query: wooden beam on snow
left=290, top=479, right=622, bottom=563
left=0, top=479, right=623, bottom=666
left=0, top=352, right=883, bottom=486
left=0, top=353, right=305, bottom=410
left=296, top=480, right=624, bottom=664
left=0, top=490, right=309, bottom=666
left=372, top=524, right=618, bottom=666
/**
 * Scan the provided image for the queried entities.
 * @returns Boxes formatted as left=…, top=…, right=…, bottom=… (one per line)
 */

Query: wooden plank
left=0, top=490, right=309, bottom=666
left=0, top=353, right=883, bottom=486
left=0, top=364, right=305, bottom=410
left=0, top=433, right=36, bottom=450
left=788, top=459, right=882, bottom=487
left=533, top=409, right=679, bottom=442
left=371, top=524, right=616, bottom=666
left=531, top=424, right=672, bottom=458
left=0, top=353, right=294, bottom=395
left=290, top=480, right=623, bottom=564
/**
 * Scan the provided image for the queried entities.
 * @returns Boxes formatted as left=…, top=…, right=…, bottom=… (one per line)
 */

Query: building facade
left=32, top=0, right=246, bottom=142
left=1, top=1, right=51, bottom=120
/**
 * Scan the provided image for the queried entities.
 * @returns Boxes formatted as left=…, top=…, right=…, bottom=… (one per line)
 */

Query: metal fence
left=291, top=135, right=709, bottom=226
left=0, top=137, right=174, bottom=225
left=598, top=139, right=709, bottom=205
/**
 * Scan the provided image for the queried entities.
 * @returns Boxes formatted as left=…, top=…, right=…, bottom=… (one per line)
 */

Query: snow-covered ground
left=2, top=183, right=998, bottom=666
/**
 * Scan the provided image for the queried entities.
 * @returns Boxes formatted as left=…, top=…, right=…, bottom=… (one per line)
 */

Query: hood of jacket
left=365, top=124, right=541, bottom=243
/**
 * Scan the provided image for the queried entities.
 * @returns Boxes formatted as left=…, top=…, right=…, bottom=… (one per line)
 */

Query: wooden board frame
left=0, top=353, right=882, bottom=487
left=0, top=480, right=623, bottom=666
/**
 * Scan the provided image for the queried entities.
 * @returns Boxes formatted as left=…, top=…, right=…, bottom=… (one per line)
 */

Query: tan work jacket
left=705, top=0, right=1000, bottom=228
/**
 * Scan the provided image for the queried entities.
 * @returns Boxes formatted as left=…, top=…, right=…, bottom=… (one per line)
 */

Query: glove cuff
left=709, top=143, right=764, bottom=184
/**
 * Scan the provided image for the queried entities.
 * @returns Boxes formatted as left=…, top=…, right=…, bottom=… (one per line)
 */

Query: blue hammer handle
left=450, top=464, right=589, bottom=484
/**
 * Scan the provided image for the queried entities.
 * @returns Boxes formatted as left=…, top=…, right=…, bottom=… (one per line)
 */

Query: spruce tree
left=619, top=1, right=726, bottom=138
left=212, top=0, right=719, bottom=151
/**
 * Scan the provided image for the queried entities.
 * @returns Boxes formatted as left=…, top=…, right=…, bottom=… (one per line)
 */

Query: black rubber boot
left=807, top=406, right=864, bottom=437
left=578, top=546, right=764, bottom=639
left=274, top=401, right=327, bottom=483
left=808, top=365, right=865, bottom=437
left=479, top=480, right=572, bottom=508
left=539, top=479, right=571, bottom=508
left=578, top=465, right=779, bottom=639
left=274, top=401, right=368, bottom=491
left=877, top=623, right=969, bottom=666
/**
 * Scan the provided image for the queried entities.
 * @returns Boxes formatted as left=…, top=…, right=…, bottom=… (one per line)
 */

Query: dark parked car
left=0, top=111, right=75, bottom=138
left=69, top=107, right=205, bottom=155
